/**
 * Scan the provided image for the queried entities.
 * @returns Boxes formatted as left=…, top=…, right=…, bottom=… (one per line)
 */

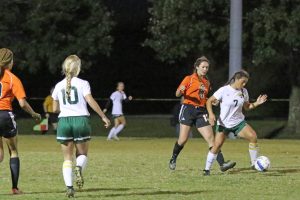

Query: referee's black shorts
left=178, top=104, right=210, bottom=128
left=0, top=110, right=17, bottom=138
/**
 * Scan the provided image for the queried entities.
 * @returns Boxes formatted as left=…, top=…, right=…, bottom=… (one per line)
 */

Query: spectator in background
left=43, top=87, right=58, bottom=132
left=170, top=97, right=192, bottom=138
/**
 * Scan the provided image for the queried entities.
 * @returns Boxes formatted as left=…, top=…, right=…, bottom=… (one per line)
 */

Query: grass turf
left=0, top=136, right=299, bottom=200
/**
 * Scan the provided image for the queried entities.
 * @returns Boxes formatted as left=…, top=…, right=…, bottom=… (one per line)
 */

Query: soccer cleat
left=66, top=187, right=75, bottom=198
left=203, top=170, right=210, bottom=176
left=169, top=158, right=176, bottom=170
left=220, top=160, right=236, bottom=172
left=74, top=166, right=84, bottom=189
left=112, top=135, right=120, bottom=141
left=11, top=188, right=23, bottom=195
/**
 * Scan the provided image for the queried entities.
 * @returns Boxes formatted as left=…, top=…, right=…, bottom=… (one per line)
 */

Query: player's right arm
left=175, top=76, right=189, bottom=97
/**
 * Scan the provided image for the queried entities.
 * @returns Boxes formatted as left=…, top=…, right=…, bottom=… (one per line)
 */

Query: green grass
left=16, top=115, right=287, bottom=138
left=0, top=136, right=300, bottom=199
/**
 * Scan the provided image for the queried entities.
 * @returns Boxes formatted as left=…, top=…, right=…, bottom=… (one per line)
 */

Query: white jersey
left=110, top=91, right=127, bottom=115
left=213, top=85, right=249, bottom=128
left=52, top=77, right=91, bottom=117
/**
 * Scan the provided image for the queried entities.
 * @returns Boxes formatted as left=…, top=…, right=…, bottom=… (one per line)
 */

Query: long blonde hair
left=62, top=55, right=81, bottom=100
left=0, top=48, right=13, bottom=74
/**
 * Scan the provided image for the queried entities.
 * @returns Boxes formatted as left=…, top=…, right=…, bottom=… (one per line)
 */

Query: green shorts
left=216, top=120, right=247, bottom=137
left=57, top=116, right=91, bottom=144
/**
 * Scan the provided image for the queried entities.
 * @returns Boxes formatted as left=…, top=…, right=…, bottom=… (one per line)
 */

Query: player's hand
left=128, top=96, right=133, bottom=100
left=102, top=116, right=111, bottom=128
left=212, top=99, right=220, bottom=106
left=32, top=113, right=42, bottom=121
left=208, top=113, right=216, bottom=126
left=256, top=94, right=268, bottom=105
left=179, top=85, right=186, bottom=93
left=103, top=109, right=107, bottom=113
left=45, top=113, right=50, bottom=118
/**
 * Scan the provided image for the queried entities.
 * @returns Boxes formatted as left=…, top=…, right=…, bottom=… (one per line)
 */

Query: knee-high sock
left=76, top=155, right=88, bottom=170
left=209, top=147, right=225, bottom=166
left=107, top=127, right=116, bottom=139
left=205, top=151, right=217, bottom=170
left=249, top=143, right=259, bottom=166
left=114, top=124, right=125, bottom=136
left=171, top=142, right=184, bottom=160
left=10, top=157, right=20, bottom=189
left=62, top=160, right=73, bottom=187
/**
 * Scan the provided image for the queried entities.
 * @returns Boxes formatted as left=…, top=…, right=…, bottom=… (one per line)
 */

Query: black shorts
left=48, top=112, right=58, bottom=124
left=178, top=104, right=210, bottom=128
left=0, top=110, right=17, bottom=138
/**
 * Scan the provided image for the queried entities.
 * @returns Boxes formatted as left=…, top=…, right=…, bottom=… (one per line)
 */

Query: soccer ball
left=254, top=156, right=271, bottom=172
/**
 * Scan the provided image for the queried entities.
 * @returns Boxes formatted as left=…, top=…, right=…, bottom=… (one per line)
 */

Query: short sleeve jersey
left=213, top=85, right=249, bottom=128
left=177, top=73, right=210, bottom=107
left=43, top=95, right=53, bottom=113
left=52, top=77, right=91, bottom=117
left=110, top=91, right=127, bottom=115
left=0, top=69, right=26, bottom=111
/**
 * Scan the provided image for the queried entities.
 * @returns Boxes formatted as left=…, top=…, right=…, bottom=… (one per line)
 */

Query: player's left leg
left=4, top=136, right=22, bottom=194
left=74, top=142, right=89, bottom=189
left=113, top=116, right=126, bottom=139
left=61, top=141, right=75, bottom=197
left=238, top=124, right=258, bottom=167
left=107, top=117, right=120, bottom=140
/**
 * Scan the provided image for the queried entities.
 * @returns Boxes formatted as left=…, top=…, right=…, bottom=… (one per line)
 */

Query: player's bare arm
left=244, top=94, right=268, bottom=111
left=206, top=96, right=216, bottom=126
left=18, top=98, right=41, bottom=121
left=175, top=85, right=185, bottom=97
left=84, top=94, right=111, bottom=128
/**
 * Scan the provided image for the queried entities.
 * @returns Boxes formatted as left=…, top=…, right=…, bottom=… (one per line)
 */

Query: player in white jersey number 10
left=52, top=55, right=110, bottom=197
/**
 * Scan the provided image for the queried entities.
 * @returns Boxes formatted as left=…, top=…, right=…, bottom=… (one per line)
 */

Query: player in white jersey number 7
left=52, top=55, right=110, bottom=197
left=203, top=70, right=267, bottom=175
left=104, top=82, right=133, bottom=141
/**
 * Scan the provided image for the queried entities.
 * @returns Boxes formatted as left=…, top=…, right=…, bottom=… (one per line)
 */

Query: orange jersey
left=0, top=69, right=26, bottom=110
left=177, top=73, right=210, bottom=107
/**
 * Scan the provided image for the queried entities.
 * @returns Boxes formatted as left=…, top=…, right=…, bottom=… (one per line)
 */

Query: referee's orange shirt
left=0, top=69, right=26, bottom=111
left=177, top=73, right=210, bottom=107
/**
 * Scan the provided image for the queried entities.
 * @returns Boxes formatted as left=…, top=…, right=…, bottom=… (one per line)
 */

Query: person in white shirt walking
left=52, top=55, right=110, bottom=197
left=203, top=70, right=267, bottom=175
left=104, top=82, right=132, bottom=140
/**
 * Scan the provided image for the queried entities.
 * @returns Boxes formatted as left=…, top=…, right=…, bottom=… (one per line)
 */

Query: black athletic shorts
left=178, top=104, right=210, bottom=128
left=0, top=110, right=17, bottom=138
left=48, top=112, right=58, bottom=124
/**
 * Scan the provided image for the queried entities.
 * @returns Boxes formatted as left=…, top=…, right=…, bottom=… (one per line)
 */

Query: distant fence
left=14, top=98, right=289, bottom=119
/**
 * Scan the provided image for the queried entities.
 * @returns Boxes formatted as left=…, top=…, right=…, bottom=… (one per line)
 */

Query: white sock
left=107, top=127, right=116, bottom=139
left=62, top=160, right=73, bottom=187
left=114, top=124, right=125, bottom=136
left=249, top=143, right=259, bottom=166
left=205, top=151, right=217, bottom=170
left=76, top=155, right=88, bottom=170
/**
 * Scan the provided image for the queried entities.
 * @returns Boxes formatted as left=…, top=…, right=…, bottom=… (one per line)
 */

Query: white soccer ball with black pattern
left=254, top=156, right=271, bottom=172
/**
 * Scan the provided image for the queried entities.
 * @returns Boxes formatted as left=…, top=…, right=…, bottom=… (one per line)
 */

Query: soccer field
left=0, top=136, right=300, bottom=200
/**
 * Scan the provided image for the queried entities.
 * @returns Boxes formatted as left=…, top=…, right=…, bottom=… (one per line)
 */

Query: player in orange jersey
left=0, top=48, right=41, bottom=194
left=168, top=56, right=236, bottom=175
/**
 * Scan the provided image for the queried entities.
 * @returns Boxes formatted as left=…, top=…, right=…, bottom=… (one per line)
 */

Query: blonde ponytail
left=0, top=48, right=13, bottom=75
left=62, top=55, right=81, bottom=100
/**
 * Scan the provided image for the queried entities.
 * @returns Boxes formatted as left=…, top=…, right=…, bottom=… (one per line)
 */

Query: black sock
left=171, top=142, right=184, bottom=160
left=10, top=157, right=20, bottom=189
left=216, top=151, right=225, bottom=166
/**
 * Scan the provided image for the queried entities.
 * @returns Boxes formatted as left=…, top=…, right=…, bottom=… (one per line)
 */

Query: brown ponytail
left=226, top=70, right=250, bottom=85
left=0, top=48, right=13, bottom=75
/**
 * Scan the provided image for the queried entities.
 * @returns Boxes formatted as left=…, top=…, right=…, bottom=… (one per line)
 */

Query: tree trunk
left=283, top=85, right=300, bottom=138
